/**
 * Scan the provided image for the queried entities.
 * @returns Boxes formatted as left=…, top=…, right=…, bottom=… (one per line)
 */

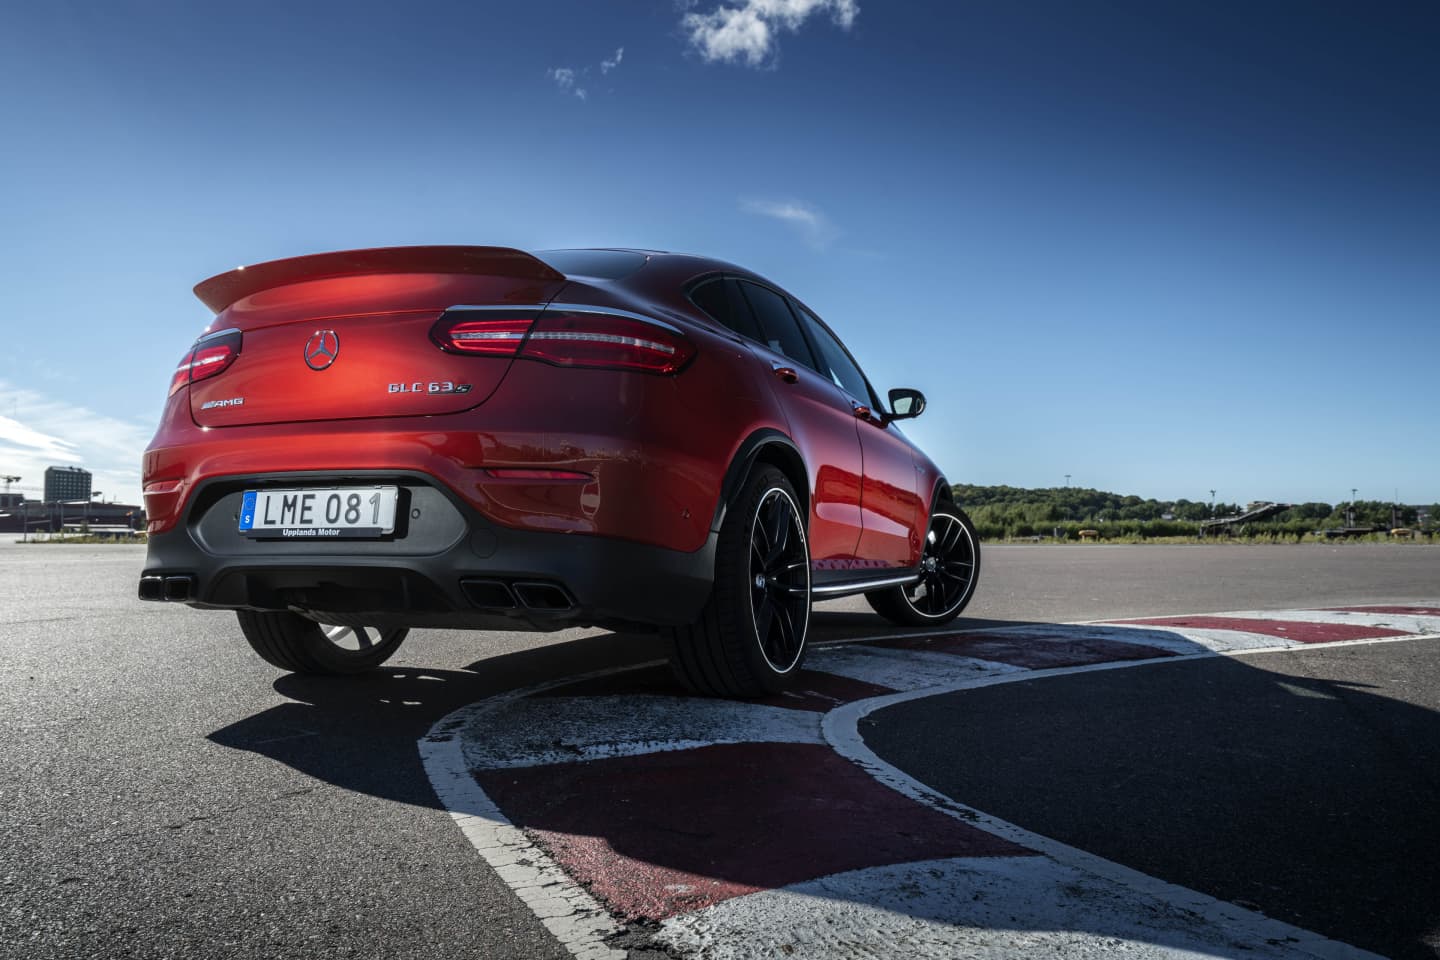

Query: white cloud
left=683, top=0, right=858, bottom=67
left=741, top=198, right=838, bottom=248
left=0, top=380, right=153, bottom=505
left=601, top=47, right=624, bottom=74
left=547, top=66, right=588, bottom=101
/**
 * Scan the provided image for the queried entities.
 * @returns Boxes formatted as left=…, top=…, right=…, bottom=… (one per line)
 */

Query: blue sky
left=1, top=1, right=1436, bottom=507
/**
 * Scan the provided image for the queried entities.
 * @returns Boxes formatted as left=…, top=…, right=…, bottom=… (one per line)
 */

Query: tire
left=867, top=502, right=980, bottom=627
left=236, top=610, right=408, bottom=675
left=667, top=465, right=811, bottom=698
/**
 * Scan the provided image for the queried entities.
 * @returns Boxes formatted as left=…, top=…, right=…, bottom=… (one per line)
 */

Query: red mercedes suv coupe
left=139, top=247, right=979, bottom=697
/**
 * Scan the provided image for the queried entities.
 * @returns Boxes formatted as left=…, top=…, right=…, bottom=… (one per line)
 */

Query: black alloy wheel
left=667, top=465, right=812, bottom=697
left=866, top=503, right=980, bottom=626
left=748, top=485, right=811, bottom=675
left=236, top=610, right=409, bottom=674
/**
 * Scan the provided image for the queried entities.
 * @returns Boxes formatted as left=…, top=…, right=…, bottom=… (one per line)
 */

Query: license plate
left=239, top=486, right=399, bottom=539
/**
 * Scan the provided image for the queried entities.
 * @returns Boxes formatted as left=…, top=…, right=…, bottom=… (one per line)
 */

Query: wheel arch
left=711, top=429, right=809, bottom=534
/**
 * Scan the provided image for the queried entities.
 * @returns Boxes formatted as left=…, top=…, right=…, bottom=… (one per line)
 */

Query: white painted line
left=822, top=641, right=1401, bottom=960
left=1096, top=621, right=1307, bottom=652
left=654, top=855, right=1345, bottom=960
left=461, top=694, right=823, bottom=770
left=806, top=643, right=1022, bottom=691
left=420, top=664, right=669, bottom=960
left=1181, top=607, right=1440, bottom=635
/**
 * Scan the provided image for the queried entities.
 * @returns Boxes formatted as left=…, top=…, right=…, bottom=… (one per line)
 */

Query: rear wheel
left=867, top=503, right=980, bottom=626
left=236, top=610, right=408, bottom=674
left=668, top=466, right=811, bottom=698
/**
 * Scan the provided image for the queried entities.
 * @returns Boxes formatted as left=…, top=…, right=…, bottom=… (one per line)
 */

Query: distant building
left=44, top=466, right=92, bottom=503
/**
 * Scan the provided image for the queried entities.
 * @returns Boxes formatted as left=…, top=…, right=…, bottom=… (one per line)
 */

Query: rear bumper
left=138, top=470, right=715, bottom=632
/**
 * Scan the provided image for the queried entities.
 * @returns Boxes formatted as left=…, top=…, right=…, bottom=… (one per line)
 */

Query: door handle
left=771, top=364, right=799, bottom=384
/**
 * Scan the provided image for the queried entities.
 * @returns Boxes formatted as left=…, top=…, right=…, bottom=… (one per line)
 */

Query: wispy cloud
left=548, top=45, right=625, bottom=102
left=0, top=380, right=152, bottom=504
left=741, top=198, right=837, bottom=248
left=547, top=66, right=587, bottom=101
left=683, top=0, right=858, bottom=67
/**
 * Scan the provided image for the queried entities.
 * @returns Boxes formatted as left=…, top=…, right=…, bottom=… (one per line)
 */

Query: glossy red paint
left=143, top=246, right=953, bottom=630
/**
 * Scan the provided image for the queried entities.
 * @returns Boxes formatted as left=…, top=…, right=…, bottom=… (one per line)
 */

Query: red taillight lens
left=520, top=312, right=695, bottom=375
left=168, top=351, right=194, bottom=397
left=431, top=312, right=538, bottom=355
left=168, top=330, right=241, bottom=397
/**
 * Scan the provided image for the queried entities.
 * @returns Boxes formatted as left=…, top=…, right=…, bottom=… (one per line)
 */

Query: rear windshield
left=532, top=249, right=648, bottom=280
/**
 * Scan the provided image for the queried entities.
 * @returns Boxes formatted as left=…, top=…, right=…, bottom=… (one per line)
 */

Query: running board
left=811, top=572, right=919, bottom=597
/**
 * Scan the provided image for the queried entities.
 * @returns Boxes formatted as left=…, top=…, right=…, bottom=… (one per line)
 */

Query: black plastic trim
left=140, top=470, right=717, bottom=632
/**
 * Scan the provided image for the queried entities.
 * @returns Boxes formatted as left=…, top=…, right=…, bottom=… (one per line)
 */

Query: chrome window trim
left=196, top=326, right=242, bottom=344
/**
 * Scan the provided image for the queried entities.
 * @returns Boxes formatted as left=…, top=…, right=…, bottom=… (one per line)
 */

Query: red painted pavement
left=1114, top=616, right=1412, bottom=644
left=476, top=742, right=1031, bottom=921
left=871, top=631, right=1176, bottom=669
left=1328, top=605, right=1440, bottom=617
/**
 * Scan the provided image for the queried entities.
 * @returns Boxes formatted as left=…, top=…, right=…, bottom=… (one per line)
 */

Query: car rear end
left=139, top=246, right=750, bottom=633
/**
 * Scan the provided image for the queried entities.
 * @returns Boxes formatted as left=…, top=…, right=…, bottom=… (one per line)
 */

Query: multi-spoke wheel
left=867, top=503, right=980, bottom=626
left=236, top=610, right=409, bottom=674
left=668, top=465, right=811, bottom=697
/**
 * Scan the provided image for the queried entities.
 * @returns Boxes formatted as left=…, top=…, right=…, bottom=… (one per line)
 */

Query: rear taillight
left=431, top=311, right=540, bottom=356
left=168, top=328, right=242, bottom=396
left=431, top=307, right=695, bottom=375
left=520, top=311, right=694, bottom=375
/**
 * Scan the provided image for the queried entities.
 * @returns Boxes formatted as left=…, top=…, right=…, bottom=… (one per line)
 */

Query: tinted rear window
left=690, top=277, right=764, bottom=341
left=532, top=249, right=648, bottom=280
left=738, top=281, right=818, bottom=369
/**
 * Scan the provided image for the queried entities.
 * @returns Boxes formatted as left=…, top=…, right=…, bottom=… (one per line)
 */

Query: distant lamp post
left=1210, top=489, right=1216, bottom=518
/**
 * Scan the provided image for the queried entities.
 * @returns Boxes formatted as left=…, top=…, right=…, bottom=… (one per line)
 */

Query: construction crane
left=1, top=475, right=18, bottom=495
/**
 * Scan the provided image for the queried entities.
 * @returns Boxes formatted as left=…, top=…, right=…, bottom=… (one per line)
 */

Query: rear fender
left=711, top=430, right=808, bottom=534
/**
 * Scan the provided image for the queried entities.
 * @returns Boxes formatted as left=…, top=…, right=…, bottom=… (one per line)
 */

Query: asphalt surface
left=867, top=638, right=1440, bottom=960
left=2, top=540, right=1438, bottom=958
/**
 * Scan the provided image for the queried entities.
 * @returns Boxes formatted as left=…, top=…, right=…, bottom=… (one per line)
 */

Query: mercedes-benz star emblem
left=304, top=330, right=340, bottom=371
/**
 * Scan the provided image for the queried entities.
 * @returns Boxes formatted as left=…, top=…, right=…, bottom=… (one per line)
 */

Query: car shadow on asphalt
left=205, top=614, right=1439, bottom=959
left=202, top=611, right=1037, bottom=813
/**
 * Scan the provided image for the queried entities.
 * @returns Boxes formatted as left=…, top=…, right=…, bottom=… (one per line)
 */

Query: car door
left=790, top=301, right=924, bottom=569
left=733, top=279, right=864, bottom=567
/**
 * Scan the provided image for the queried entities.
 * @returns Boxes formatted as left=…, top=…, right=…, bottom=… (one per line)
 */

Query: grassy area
left=17, top=533, right=147, bottom=544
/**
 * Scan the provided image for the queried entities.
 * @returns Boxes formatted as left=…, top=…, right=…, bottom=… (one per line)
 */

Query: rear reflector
left=483, top=468, right=593, bottom=482
left=520, top=311, right=694, bottom=375
left=169, top=329, right=242, bottom=396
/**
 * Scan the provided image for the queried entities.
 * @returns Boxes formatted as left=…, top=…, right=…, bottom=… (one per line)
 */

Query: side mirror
left=887, top=387, right=926, bottom=420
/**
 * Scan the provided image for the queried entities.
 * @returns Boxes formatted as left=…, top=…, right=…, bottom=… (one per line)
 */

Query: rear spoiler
left=193, top=245, right=565, bottom=313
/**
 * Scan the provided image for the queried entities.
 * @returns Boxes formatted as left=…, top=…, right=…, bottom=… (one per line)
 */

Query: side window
left=737, top=281, right=818, bottom=370
left=794, top=303, right=874, bottom=404
left=690, top=277, right=763, bottom=341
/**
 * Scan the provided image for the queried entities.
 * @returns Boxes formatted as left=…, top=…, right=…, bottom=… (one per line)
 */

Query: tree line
left=952, top=484, right=1436, bottom=541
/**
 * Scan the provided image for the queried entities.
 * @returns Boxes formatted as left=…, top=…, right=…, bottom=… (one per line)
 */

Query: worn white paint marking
left=460, top=694, right=823, bottom=770
left=419, top=663, right=683, bottom=960
left=1174, top=607, right=1440, bottom=636
left=654, top=855, right=1354, bottom=960
left=806, top=642, right=1022, bottom=691
left=420, top=714, right=627, bottom=959
left=823, top=645, right=1389, bottom=960
left=1097, top=622, right=1307, bottom=652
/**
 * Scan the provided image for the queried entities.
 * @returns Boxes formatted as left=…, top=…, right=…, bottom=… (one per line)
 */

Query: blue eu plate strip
left=239, top=491, right=257, bottom=531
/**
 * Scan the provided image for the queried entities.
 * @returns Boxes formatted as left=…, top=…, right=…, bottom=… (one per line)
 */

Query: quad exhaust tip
left=139, top=574, right=195, bottom=602
left=460, top=578, right=574, bottom=612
